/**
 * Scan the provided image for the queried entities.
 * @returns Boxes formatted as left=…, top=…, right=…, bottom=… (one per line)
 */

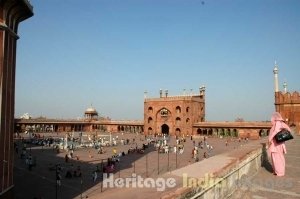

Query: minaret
left=283, top=81, right=287, bottom=93
left=273, top=61, right=279, bottom=92
left=199, top=85, right=206, bottom=96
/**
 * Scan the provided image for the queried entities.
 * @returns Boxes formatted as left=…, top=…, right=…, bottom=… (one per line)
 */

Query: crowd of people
left=14, top=130, right=255, bottom=191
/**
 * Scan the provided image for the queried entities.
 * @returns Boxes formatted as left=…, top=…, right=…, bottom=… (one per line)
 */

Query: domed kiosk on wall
left=84, top=106, right=98, bottom=120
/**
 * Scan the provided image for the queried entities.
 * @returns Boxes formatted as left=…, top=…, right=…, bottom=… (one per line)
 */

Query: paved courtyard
left=13, top=132, right=255, bottom=199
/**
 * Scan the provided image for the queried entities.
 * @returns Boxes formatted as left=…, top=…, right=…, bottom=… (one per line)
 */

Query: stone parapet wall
left=189, top=149, right=262, bottom=199
left=162, top=140, right=266, bottom=199
left=275, top=91, right=300, bottom=104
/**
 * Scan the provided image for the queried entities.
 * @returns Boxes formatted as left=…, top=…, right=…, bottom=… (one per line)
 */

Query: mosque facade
left=143, top=87, right=206, bottom=136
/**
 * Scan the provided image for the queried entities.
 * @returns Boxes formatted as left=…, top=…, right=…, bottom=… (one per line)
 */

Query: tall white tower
left=273, top=61, right=279, bottom=92
left=283, top=81, right=288, bottom=93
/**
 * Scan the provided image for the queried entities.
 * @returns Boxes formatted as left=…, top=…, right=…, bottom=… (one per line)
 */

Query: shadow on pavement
left=260, top=143, right=273, bottom=173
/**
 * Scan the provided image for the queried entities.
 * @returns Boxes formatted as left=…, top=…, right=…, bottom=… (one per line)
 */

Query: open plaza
left=13, top=131, right=254, bottom=199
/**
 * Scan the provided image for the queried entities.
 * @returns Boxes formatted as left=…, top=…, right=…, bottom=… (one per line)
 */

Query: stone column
left=0, top=1, right=33, bottom=198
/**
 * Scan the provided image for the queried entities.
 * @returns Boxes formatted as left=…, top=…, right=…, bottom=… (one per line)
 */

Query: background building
left=84, top=106, right=99, bottom=120
left=144, top=87, right=206, bottom=136
left=16, top=61, right=300, bottom=142
left=15, top=106, right=144, bottom=135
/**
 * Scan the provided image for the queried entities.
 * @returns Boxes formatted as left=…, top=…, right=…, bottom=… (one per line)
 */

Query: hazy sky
left=15, top=0, right=300, bottom=121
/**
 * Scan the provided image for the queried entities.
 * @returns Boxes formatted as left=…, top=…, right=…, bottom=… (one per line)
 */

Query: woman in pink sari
left=268, top=112, right=291, bottom=176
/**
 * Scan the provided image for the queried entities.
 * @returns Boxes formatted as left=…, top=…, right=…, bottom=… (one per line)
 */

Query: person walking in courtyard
left=65, top=154, right=69, bottom=163
left=193, top=148, right=198, bottom=159
left=56, top=169, right=62, bottom=186
left=268, top=112, right=291, bottom=176
left=14, top=142, right=19, bottom=154
left=173, top=145, right=177, bottom=154
left=113, top=148, right=117, bottom=155
left=92, top=170, right=98, bottom=182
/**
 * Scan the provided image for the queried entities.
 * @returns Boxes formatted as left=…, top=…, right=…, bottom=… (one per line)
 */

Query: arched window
left=208, top=129, right=213, bottom=135
left=197, top=128, right=202, bottom=134
left=176, top=117, right=181, bottom=125
left=186, top=118, right=190, bottom=124
left=176, top=106, right=181, bottom=114
left=186, top=107, right=190, bottom=113
left=148, top=117, right=153, bottom=124
left=148, top=107, right=153, bottom=113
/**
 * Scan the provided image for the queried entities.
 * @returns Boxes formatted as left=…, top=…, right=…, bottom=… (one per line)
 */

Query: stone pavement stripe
left=287, top=149, right=300, bottom=152
left=252, top=195, right=267, bottom=199
left=286, top=165, right=300, bottom=169
left=249, top=183, right=300, bottom=197
left=285, top=155, right=300, bottom=159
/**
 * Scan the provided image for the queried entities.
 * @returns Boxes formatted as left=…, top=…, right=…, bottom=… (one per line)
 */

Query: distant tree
left=235, top=117, right=244, bottom=122
left=20, top=113, right=31, bottom=119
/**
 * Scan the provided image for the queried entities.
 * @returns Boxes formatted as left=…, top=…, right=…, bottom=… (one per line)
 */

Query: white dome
left=85, top=107, right=98, bottom=114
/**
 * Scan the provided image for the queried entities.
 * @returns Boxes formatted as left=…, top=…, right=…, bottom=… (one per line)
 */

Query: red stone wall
left=275, top=91, right=300, bottom=134
left=238, top=129, right=260, bottom=140
left=144, top=95, right=205, bottom=136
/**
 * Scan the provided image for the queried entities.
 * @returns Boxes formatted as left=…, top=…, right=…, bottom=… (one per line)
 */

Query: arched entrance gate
left=161, top=124, right=169, bottom=135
